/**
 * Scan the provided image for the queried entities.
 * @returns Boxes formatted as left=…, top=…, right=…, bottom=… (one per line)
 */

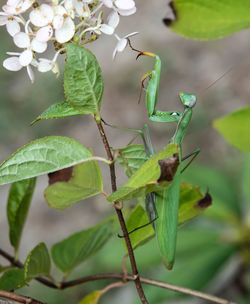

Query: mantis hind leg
left=181, top=148, right=200, bottom=173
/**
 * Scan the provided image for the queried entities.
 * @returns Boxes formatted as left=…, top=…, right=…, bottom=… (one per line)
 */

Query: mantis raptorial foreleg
left=128, top=39, right=182, bottom=124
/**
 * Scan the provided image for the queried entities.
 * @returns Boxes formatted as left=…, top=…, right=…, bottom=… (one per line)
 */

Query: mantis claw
left=136, top=53, right=144, bottom=60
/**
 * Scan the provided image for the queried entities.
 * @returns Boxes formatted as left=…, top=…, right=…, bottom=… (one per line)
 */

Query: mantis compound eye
left=179, top=92, right=197, bottom=108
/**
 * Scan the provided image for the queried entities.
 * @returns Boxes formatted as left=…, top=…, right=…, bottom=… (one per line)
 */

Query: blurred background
left=1, top=0, right=250, bottom=303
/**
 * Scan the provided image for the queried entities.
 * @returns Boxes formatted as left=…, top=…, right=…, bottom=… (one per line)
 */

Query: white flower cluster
left=0, top=0, right=137, bottom=82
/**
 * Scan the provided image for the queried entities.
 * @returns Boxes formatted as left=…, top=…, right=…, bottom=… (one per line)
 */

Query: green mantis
left=132, top=47, right=200, bottom=269
left=107, top=44, right=202, bottom=269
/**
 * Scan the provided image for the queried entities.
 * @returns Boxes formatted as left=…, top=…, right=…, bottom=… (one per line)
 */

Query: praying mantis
left=128, top=44, right=200, bottom=269
left=106, top=43, right=204, bottom=269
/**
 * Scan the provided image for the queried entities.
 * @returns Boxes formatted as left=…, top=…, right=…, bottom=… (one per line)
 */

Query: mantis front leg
left=128, top=39, right=182, bottom=124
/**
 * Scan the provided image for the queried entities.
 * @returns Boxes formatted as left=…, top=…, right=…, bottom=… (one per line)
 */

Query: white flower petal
left=19, top=49, right=33, bottom=66
left=0, top=15, right=8, bottom=26
left=6, top=19, right=20, bottom=36
left=7, top=0, right=19, bottom=6
left=73, top=0, right=83, bottom=16
left=2, top=5, right=17, bottom=15
left=53, top=14, right=64, bottom=29
left=29, top=4, right=54, bottom=27
left=55, top=17, right=75, bottom=43
left=116, top=38, right=127, bottom=52
left=27, top=65, right=35, bottom=83
left=21, top=0, right=34, bottom=13
left=31, top=38, right=47, bottom=53
left=38, top=60, right=52, bottom=72
left=107, top=11, right=119, bottom=29
left=36, top=25, right=53, bottom=42
left=3, top=56, right=22, bottom=71
left=52, top=62, right=59, bottom=77
left=123, top=31, right=139, bottom=39
left=102, top=0, right=113, bottom=8
left=4, top=0, right=34, bottom=15
left=64, top=0, right=74, bottom=18
left=100, top=24, right=114, bottom=35
left=115, top=0, right=135, bottom=10
left=119, top=7, right=136, bottom=16
left=113, top=32, right=138, bottom=59
left=6, top=51, right=20, bottom=55
left=112, top=48, right=118, bottom=60
left=53, top=5, right=67, bottom=16
left=13, top=32, right=30, bottom=48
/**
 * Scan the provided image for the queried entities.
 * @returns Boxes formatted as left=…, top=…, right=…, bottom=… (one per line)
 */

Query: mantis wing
left=155, top=166, right=181, bottom=270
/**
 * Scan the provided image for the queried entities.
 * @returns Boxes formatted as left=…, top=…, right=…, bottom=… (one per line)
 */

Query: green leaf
left=7, top=178, right=36, bottom=252
left=31, top=101, right=87, bottom=125
left=44, top=159, right=103, bottom=209
left=178, top=182, right=211, bottom=226
left=182, top=164, right=241, bottom=221
left=116, top=144, right=149, bottom=177
left=166, top=0, right=250, bottom=40
left=0, top=136, right=93, bottom=185
left=125, top=205, right=155, bottom=250
left=0, top=269, right=25, bottom=291
left=24, top=243, right=51, bottom=280
left=64, top=43, right=103, bottom=117
left=107, top=143, right=179, bottom=202
left=213, top=107, right=250, bottom=153
left=78, top=290, right=102, bottom=304
left=51, top=220, right=113, bottom=273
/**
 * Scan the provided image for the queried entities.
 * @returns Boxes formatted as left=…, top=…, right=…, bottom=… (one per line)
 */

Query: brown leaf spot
left=195, top=191, right=212, bottom=209
left=48, top=167, right=73, bottom=185
left=157, top=153, right=179, bottom=182
left=163, top=1, right=177, bottom=27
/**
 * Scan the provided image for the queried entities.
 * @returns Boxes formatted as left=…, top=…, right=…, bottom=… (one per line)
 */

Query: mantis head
left=179, top=93, right=197, bottom=108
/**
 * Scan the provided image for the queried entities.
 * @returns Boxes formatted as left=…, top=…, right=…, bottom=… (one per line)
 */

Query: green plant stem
left=95, top=120, right=148, bottom=304
left=0, top=290, right=46, bottom=304
left=0, top=248, right=235, bottom=304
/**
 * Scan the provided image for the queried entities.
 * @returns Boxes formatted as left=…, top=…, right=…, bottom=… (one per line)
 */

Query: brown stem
left=0, top=290, right=46, bottom=304
left=0, top=248, right=234, bottom=304
left=0, top=248, right=57, bottom=289
left=61, top=274, right=234, bottom=304
left=96, top=120, right=148, bottom=304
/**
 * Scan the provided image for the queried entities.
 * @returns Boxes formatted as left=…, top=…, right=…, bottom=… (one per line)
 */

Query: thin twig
left=61, top=273, right=235, bottom=304
left=139, top=277, right=235, bottom=304
left=0, top=290, right=46, bottom=304
left=0, top=248, right=57, bottom=289
left=0, top=248, right=235, bottom=304
left=101, top=281, right=125, bottom=294
left=96, top=120, right=148, bottom=304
